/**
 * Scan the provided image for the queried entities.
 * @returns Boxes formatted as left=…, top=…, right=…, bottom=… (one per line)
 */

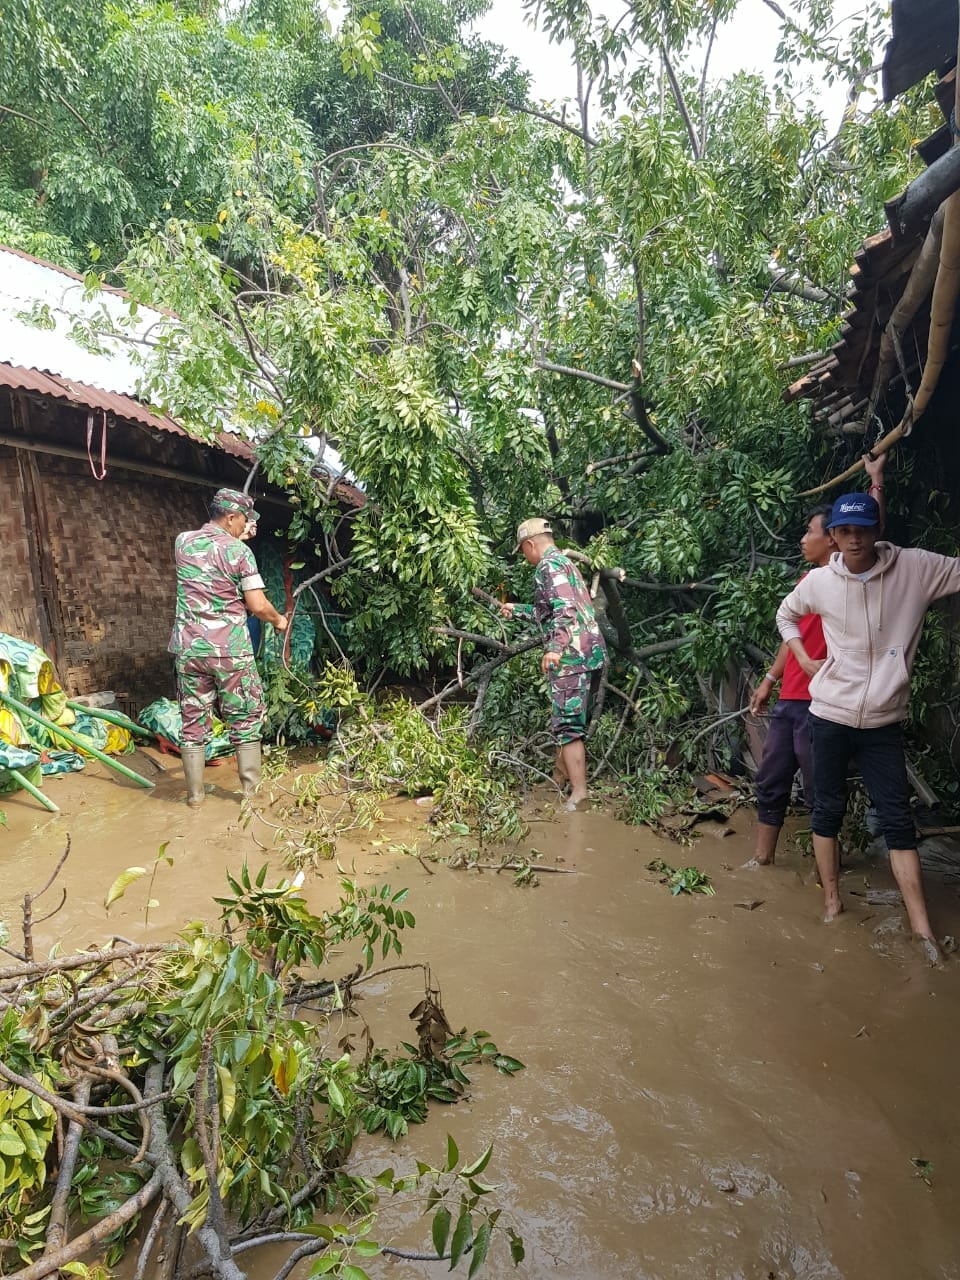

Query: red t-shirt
left=779, top=573, right=826, bottom=701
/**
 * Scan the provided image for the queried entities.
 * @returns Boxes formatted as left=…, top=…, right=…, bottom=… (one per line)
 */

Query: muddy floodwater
left=4, top=753, right=960, bottom=1279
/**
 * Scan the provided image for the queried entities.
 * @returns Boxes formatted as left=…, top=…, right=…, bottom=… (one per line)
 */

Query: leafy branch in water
left=244, top=664, right=527, bottom=872
left=646, top=858, right=716, bottom=896
left=0, top=851, right=523, bottom=1277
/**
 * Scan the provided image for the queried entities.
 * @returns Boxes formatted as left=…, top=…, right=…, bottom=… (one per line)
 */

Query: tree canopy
left=0, top=0, right=938, bottom=729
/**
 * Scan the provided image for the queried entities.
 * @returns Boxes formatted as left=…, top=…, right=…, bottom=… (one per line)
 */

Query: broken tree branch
left=863, top=206, right=944, bottom=426
left=534, top=359, right=630, bottom=393
left=767, top=266, right=838, bottom=304
left=15, top=1169, right=163, bottom=1280
left=43, top=1076, right=93, bottom=1258
left=776, top=350, right=828, bottom=370
left=660, top=44, right=701, bottom=160
left=806, top=44, right=960, bottom=496
left=0, top=941, right=175, bottom=986
left=145, top=1061, right=247, bottom=1280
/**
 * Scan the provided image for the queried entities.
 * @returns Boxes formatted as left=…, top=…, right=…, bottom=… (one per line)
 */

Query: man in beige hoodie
left=776, top=491, right=960, bottom=957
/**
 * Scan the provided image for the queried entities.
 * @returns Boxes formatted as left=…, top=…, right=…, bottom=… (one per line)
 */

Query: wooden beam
left=0, top=434, right=292, bottom=507
left=886, top=144, right=960, bottom=240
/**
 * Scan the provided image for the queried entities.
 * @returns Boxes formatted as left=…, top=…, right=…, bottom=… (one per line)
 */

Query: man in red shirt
left=748, top=456, right=885, bottom=864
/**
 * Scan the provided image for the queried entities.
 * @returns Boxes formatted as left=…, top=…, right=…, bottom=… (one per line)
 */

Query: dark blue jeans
left=755, top=699, right=814, bottom=827
left=809, top=714, right=916, bottom=850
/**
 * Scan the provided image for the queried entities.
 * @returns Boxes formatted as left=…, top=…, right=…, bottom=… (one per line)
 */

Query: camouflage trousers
left=549, top=665, right=601, bottom=745
left=176, top=655, right=264, bottom=746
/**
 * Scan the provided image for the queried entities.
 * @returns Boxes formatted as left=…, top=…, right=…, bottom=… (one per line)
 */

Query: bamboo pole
left=65, top=701, right=154, bottom=739
left=7, top=768, right=59, bottom=812
left=0, top=693, right=155, bottom=789
left=803, top=22, right=960, bottom=499
left=861, top=207, right=945, bottom=427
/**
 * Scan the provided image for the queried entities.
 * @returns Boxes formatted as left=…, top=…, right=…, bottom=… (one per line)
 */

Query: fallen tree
left=0, top=850, right=524, bottom=1278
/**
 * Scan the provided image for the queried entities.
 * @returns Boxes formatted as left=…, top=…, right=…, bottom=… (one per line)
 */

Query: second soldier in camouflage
left=501, top=518, right=606, bottom=809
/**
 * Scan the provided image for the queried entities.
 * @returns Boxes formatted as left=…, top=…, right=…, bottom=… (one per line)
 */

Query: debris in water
left=646, top=858, right=715, bottom=896
left=910, top=1157, right=934, bottom=1187
left=735, top=899, right=764, bottom=911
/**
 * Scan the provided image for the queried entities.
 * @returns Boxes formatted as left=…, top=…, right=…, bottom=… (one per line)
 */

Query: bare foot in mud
left=916, top=934, right=945, bottom=967
left=823, top=901, right=845, bottom=924
left=566, top=793, right=590, bottom=812
left=741, top=856, right=773, bottom=869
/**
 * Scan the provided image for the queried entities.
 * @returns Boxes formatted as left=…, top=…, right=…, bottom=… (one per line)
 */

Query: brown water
left=3, top=755, right=960, bottom=1279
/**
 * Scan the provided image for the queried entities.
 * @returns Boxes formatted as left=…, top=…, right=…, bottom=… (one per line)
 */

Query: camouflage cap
left=213, top=487, right=260, bottom=522
left=513, top=517, right=553, bottom=552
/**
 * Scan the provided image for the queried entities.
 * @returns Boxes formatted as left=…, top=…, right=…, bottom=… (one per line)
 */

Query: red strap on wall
left=86, top=409, right=107, bottom=480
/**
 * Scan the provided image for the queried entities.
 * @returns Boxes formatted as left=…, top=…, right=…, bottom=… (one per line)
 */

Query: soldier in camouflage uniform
left=169, top=487, right=288, bottom=807
left=500, top=518, right=606, bottom=809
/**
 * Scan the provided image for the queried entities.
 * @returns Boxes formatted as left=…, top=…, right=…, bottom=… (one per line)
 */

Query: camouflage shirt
left=514, top=546, right=607, bottom=670
left=168, top=523, right=265, bottom=662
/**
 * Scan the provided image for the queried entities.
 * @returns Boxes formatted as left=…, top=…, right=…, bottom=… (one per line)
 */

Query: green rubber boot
left=181, top=744, right=206, bottom=809
left=236, top=742, right=262, bottom=797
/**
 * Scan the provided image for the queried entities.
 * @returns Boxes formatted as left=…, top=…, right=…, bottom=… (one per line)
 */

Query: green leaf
left=449, top=1205, right=472, bottom=1269
left=309, top=1252, right=342, bottom=1275
left=460, top=1143, right=493, bottom=1179
left=300, top=1224, right=337, bottom=1241
left=468, top=1221, right=492, bottom=1277
left=341, top=1267, right=371, bottom=1280
left=432, top=1205, right=452, bottom=1256
left=104, top=866, right=147, bottom=908
left=509, top=1229, right=525, bottom=1266
left=493, top=1055, right=524, bottom=1074
left=352, top=1241, right=381, bottom=1257
left=216, top=1063, right=236, bottom=1122
left=444, top=1133, right=459, bottom=1172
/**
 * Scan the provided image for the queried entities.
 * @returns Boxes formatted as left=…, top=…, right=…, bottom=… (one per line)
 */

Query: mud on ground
left=3, top=754, right=960, bottom=1280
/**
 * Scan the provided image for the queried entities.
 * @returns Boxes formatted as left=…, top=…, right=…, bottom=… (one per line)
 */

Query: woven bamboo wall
left=0, top=449, right=45, bottom=646
left=36, top=456, right=209, bottom=712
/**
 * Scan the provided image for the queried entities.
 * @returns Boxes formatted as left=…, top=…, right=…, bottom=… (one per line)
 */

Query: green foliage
left=2, top=865, right=523, bottom=1273
left=357, top=1029, right=522, bottom=1140
left=261, top=665, right=334, bottom=745
left=69, top=1157, right=145, bottom=1267
left=646, top=858, right=716, bottom=896
left=253, top=664, right=526, bottom=853
left=5, top=0, right=949, bottom=779
left=0, top=1064, right=56, bottom=1261
left=613, top=768, right=681, bottom=827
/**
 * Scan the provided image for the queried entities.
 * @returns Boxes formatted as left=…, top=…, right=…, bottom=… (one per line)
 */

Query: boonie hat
left=827, top=492, right=880, bottom=530
left=214, top=487, right=260, bottom=522
left=514, top=517, right=553, bottom=552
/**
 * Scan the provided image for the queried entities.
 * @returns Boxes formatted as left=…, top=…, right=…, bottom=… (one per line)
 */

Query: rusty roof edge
left=1, top=358, right=367, bottom=508
left=0, top=360, right=255, bottom=459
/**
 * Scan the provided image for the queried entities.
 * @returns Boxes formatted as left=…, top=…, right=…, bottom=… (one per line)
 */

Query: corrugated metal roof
left=0, top=244, right=363, bottom=501
left=0, top=361, right=256, bottom=460
left=0, top=244, right=170, bottom=398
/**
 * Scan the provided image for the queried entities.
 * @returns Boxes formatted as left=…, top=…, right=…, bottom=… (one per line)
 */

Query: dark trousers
left=755, top=700, right=814, bottom=827
left=809, top=714, right=916, bottom=850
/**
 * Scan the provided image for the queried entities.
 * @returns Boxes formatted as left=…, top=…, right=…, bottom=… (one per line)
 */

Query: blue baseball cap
left=827, top=492, right=880, bottom=529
